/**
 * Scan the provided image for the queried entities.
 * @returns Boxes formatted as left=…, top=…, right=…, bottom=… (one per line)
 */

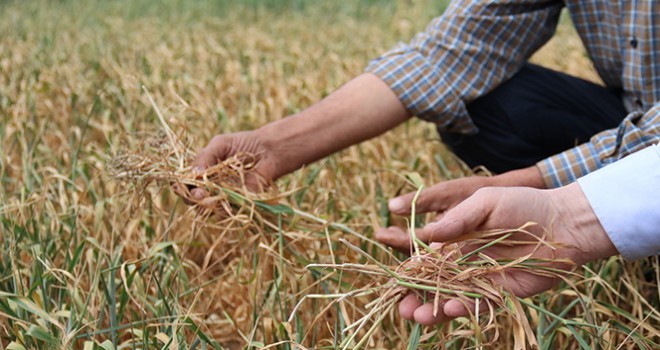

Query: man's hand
left=189, top=130, right=280, bottom=197
left=377, top=165, right=546, bottom=250
left=396, top=183, right=618, bottom=325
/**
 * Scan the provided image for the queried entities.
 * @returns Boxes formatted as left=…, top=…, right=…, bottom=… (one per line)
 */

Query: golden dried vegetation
left=0, top=1, right=658, bottom=349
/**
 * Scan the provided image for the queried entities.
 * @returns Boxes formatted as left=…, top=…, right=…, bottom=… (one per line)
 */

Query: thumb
left=388, top=183, right=447, bottom=215
left=423, top=188, right=500, bottom=241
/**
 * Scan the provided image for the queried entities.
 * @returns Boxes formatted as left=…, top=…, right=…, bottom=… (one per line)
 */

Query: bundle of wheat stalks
left=294, top=227, right=580, bottom=350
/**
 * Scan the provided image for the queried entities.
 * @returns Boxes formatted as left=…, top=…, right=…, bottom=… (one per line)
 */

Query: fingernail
left=444, top=299, right=469, bottom=317
left=388, top=198, right=405, bottom=212
left=192, top=189, right=205, bottom=200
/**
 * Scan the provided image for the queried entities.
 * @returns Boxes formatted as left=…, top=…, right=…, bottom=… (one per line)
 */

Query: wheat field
left=0, top=0, right=658, bottom=349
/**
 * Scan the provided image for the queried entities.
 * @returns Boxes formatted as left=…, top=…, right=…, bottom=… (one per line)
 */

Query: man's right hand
left=188, top=130, right=279, bottom=198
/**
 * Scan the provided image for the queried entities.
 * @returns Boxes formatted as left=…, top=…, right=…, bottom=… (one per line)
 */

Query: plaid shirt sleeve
left=538, top=103, right=660, bottom=188
left=365, top=0, right=563, bottom=133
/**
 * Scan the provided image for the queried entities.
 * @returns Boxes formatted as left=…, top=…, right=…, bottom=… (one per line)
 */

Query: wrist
left=492, top=165, right=546, bottom=189
left=255, top=123, right=295, bottom=179
left=550, top=183, right=618, bottom=265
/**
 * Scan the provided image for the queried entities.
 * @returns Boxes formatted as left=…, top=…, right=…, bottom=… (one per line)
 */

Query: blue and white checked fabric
left=366, top=0, right=660, bottom=187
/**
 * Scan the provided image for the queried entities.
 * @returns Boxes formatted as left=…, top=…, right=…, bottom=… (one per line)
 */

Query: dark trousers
left=439, top=64, right=627, bottom=173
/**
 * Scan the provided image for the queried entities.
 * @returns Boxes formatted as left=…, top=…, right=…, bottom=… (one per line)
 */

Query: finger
left=432, top=212, right=446, bottom=222
left=423, top=188, right=500, bottom=241
left=443, top=298, right=489, bottom=318
left=172, top=182, right=186, bottom=197
left=375, top=226, right=438, bottom=252
left=192, top=136, right=232, bottom=171
left=244, top=172, right=270, bottom=193
left=375, top=226, right=413, bottom=252
left=172, top=183, right=196, bottom=205
left=429, top=242, right=443, bottom=250
left=399, top=294, right=423, bottom=321
left=375, top=226, right=442, bottom=252
left=413, top=302, right=449, bottom=326
left=188, top=136, right=232, bottom=203
left=172, top=181, right=216, bottom=208
left=197, top=193, right=223, bottom=210
left=388, top=183, right=448, bottom=215
left=375, top=222, right=460, bottom=251
left=190, top=187, right=209, bottom=201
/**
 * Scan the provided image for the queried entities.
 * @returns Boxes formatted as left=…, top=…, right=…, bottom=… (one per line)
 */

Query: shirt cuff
left=576, top=144, right=660, bottom=260
left=537, top=142, right=603, bottom=188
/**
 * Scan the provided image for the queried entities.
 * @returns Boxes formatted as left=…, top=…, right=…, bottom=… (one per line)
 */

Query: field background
left=0, top=0, right=657, bottom=349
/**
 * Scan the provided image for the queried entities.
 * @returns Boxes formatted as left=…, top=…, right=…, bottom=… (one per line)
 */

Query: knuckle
left=473, top=187, right=494, bottom=197
left=209, top=134, right=226, bottom=145
left=427, top=183, right=446, bottom=195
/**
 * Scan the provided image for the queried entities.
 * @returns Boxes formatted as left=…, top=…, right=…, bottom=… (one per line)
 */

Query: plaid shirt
left=366, top=0, right=660, bottom=188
